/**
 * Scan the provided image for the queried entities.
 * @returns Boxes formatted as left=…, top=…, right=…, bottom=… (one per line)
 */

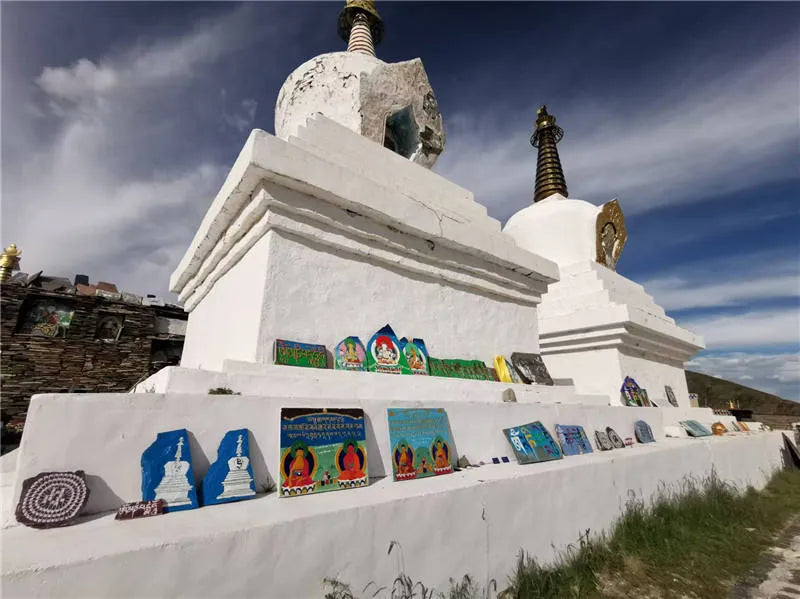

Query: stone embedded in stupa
left=274, top=0, right=445, bottom=169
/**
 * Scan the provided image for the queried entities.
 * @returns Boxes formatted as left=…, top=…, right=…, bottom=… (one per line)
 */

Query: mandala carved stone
left=596, top=199, right=627, bottom=271
left=15, top=471, right=90, bottom=529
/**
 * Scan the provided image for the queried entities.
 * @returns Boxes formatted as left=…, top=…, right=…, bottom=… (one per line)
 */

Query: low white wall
left=2, top=433, right=784, bottom=599
left=11, top=390, right=730, bottom=519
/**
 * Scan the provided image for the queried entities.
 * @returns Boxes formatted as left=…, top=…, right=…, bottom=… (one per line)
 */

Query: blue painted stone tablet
left=555, top=424, right=594, bottom=456
left=503, top=421, right=563, bottom=464
left=388, top=408, right=454, bottom=481
left=680, top=420, right=713, bottom=437
left=141, top=429, right=198, bottom=513
left=634, top=420, right=656, bottom=444
left=201, top=429, right=256, bottom=506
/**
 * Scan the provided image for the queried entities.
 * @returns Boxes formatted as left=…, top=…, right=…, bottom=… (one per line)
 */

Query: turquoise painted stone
left=201, top=429, right=256, bottom=506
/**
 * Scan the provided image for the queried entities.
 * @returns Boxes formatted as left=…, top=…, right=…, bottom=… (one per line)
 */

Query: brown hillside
left=685, top=370, right=800, bottom=416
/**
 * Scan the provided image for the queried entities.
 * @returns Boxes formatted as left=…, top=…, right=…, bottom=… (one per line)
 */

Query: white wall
left=180, top=234, right=272, bottom=370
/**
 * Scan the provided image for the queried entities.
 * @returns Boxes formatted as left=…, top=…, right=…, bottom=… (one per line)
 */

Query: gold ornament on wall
left=595, top=199, right=627, bottom=271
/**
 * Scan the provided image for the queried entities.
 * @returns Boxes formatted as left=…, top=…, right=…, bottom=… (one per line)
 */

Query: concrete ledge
left=1, top=432, right=784, bottom=599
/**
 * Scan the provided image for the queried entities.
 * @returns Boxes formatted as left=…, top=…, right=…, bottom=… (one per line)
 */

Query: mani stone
left=115, top=499, right=165, bottom=521
left=510, top=353, right=554, bottom=386
left=141, top=429, right=198, bottom=513
left=274, top=339, right=328, bottom=369
left=201, top=429, right=256, bottom=506
left=634, top=420, right=655, bottom=444
left=334, top=336, right=367, bottom=371
left=15, top=470, right=90, bottom=529
left=365, top=324, right=411, bottom=375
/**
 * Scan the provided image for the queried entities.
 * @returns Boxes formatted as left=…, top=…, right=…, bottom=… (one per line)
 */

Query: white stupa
left=217, top=434, right=255, bottom=499
left=154, top=436, right=193, bottom=507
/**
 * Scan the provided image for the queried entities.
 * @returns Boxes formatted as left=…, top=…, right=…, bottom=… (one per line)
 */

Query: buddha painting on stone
left=388, top=408, right=454, bottom=481
left=595, top=199, right=627, bottom=271
left=279, top=408, right=369, bottom=497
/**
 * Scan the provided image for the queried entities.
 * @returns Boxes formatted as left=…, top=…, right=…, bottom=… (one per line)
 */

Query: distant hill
left=686, top=370, right=800, bottom=416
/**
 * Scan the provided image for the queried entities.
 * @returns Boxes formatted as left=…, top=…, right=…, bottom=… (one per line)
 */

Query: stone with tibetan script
left=595, top=430, right=614, bottom=451
left=334, top=336, right=367, bottom=371
left=428, top=357, right=492, bottom=381
left=115, top=499, right=165, bottom=521
left=494, top=356, right=522, bottom=384
left=510, top=353, right=553, bottom=386
left=280, top=408, right=368, bottom=497
left=606, top=427, right=625, bottom=448
left=680, top=420, right=712, bottom=438
left=15, top=471, right=90, bottom=529
left=503, top=421, right=562, bottom=464
left=665, top=385, right=679, bottom=407
left=400, top=337, right=429, bottom=375
left=201, top=429, right=256, bottom=506
left=274, top=339, right=328, bottom=369
left=388, top=408, right=454, bottom=481
left=365, top=325, right=411, bottom=374
left=141, top=429, right=198, bottom=513
left=555, top=425, right=593, bottom=456
left=634, top=420, right=655, bottom=444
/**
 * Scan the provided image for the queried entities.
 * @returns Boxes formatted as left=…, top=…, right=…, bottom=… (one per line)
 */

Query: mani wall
left=0, top=281, right=187, bottom=433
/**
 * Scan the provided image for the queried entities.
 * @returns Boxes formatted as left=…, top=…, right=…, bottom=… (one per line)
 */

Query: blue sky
left=2, top=2, right=798, bottom=399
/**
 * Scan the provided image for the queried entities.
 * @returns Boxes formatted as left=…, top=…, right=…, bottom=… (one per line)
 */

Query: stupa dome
left=274, top=52, right=445, bottom=169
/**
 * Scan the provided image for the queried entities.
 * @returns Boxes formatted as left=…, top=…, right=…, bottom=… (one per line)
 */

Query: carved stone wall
left=0, top=283, right=186, bottom=425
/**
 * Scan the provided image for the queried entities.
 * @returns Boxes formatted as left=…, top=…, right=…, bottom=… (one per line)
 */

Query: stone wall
left=0, top=282, right=186, bottom=424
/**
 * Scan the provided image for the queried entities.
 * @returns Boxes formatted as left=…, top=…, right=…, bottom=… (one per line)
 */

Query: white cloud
left=687, top=352, right=800, bottom=400
left=682, top=308, right=800, bottom=348
left=436, top=40, right=798, bottom=219
left=2, top=5, right=292, bottom=299
left=223, top=98, right=259, bottom=133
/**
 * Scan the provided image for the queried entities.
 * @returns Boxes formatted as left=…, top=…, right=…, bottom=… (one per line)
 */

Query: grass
left=504, top=468, right=800, bottom=598
left=323, top=468, right=800, bottom=599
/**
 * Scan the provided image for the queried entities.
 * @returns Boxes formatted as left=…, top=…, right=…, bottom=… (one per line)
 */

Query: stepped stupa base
left=1, top=431, right=784, bottom=598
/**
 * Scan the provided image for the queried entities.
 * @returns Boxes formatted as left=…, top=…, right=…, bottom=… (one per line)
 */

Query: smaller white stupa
left=217, top=434, right=255, bottom=500
left=503, top=106, right=704, bottom=406
left=154, top=437, right=193, bottom=507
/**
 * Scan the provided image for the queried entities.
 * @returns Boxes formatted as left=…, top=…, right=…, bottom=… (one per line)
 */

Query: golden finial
left=338, top=0, right=384, bottom=54
left=530, top=105, right=568, bottom=203
left=0, top=243, right=22, bottom=283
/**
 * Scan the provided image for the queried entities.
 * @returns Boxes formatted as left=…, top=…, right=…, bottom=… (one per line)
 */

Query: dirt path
left=732, top=520, right=800, bottom=599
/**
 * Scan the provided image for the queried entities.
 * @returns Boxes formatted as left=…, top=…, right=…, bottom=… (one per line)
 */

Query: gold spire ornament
left=595, top=199, right=627, bottom=271
left=338, top=0, right=384, bottom=56
left=0, top=243, right=22, bottom=283
left=530, top=105, right=568, bottom=202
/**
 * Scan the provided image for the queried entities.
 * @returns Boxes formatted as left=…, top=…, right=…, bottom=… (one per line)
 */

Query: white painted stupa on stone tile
left=153, top=436, right=193, bottom=507
left=217, top=434, right=255, bottom=500
left=1, top=3, right=784, bottom=598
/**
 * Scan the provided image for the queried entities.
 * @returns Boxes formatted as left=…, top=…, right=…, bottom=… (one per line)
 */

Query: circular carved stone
left=16, top=471, right=90, bottom=529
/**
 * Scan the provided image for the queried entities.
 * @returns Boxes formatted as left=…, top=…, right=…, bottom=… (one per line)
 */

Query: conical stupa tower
left=337, top=0, right=383, bottom=57
left=530, top=105, right=568, bottom=202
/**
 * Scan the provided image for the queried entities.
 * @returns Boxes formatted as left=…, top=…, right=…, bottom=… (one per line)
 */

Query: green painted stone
left=428, top=358, right=492, bottom=381
left=274, top=339, right=328, bottom=369
left=365, top=325, right=412, bottom=375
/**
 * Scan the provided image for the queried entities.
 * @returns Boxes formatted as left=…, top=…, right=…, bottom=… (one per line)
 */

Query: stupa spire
left=338, top=0, right=384, bottom=57
left=0, top=243, right=21, bottom=283
left=530, top=105, right=568, bottom=202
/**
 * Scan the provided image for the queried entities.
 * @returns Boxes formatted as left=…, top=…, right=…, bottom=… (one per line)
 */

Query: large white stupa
left=1, top=4, right=783, bottom=597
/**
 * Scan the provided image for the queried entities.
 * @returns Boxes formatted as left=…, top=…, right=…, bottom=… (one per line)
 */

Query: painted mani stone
left=595, top=430, right=614, bottom=451
left=201, top=429, right=256, bottom=506
left=665, top=385, right=679, bottom=407
left=115, top=499, right=165, bottom=521
left=280, top=408, right=368, bottom=497
left=334, top=336, right=367, bottom=371
left=141, top=429, right=198, bottom=513
left=15, top=471, right=90, bottom=529
left=274, top=339, right=328, bottom=369
left=555, top=425, right=594, bottom=456
left=680, top=420, right=713, bottom=437
left=606, top=427, right=625, bottom=448
left=634, top=420, right=656, bottom=444
left=621, top=376, right=650, bottom=407
left=494, top=356, right=522, bottom=384
left=365, top=325, right=411, bottom=375
left=388, top=408, right=454, bottom=481
left=400, top=337, right=429, bottom=375
left=509, top=353, right=553, bottom=386
left=427, top=358, right=492, bottom=381
left=503, top=421, right=562, bottom=464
